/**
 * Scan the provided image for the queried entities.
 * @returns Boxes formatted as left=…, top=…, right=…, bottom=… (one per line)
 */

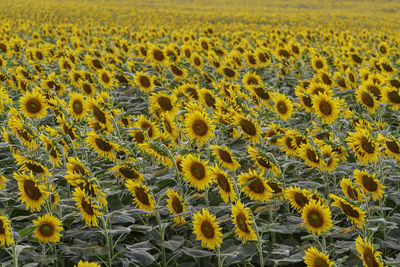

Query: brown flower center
left=361, top=175, right=378, bottom=192
left=340, top=201, right=360, bottom=218
left=26, top=98, right=41, bottom=114
left=192, top=119, right=208, bottom=136
left=73, top=100, right=83, bottom=114
left=307, top=210, right=323, bottom=227
left=171, top=65, right=183, bottom=76
left=319, top=100, right=332, bottom=116
left=346, top=186, right=358, bottom=200
left=153, top=49, right=165, bottom=61
left=25, top=162, right=45, bottom=174
left=101, top=73, right=110, bottom=83
left=0, top=220, right=5, bottom=234
left=313, top=257, right=330, bottom=267
left=386, top=140, right=400, bottom=154
left=387, top=91, right=400, bottom=104
left=239, top=118, right=256, bottom=136
left=248, top=177, right=265, bottom=194
left=306, top=148, right=319, bottom=163
left=363, top=247, right=380, bottom=267
left=135, top=187, right=150, bottom=205
left=277, top=101, right=288, bottom=114
left=315, top=60, right=323, bottom=69
left=223, top=67, right=236, bottom=78
left=236, top=213, right=250, bottom=233
left=172, top=196, right=183, bottom=214
left=23, top=180, right=42, bottom=200
left=201, top=221, right=214, bottom=238
left=204, top=93, right=216, bottom=108
left=92, top=105, right=106, bottom=124
left=39, top=223, right=54, bottom=237
left=302, top=95, right=313, bottom=107
left=254, top=87, right=270, bottom=100
left=157, top=96, right=172, bottom=111
left=139, top=76, right=151, bottom=88
left=218, top=149, right=233, bottom=163
left=120, top=166, right=139, bottom=180
left=190, top=162, right=206, bottom=180
left=216, top=173, right=230, bottom=192
left=81, top=198, right=95, bottom=215
left=95, top=137, right=112, bottom=152
left=294, top=192, right=309, bottom=208
left=360, top=137, right=375, bottom=153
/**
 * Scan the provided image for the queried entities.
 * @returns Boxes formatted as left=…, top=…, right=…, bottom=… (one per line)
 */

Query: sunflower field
left=1, top=0, right=400, bottom=266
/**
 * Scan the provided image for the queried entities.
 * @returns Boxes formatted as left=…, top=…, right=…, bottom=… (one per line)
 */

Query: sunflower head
left=355, top=236, right=383, bottom=267
left=192, top=209, right=223, bottom=250
left=0, top=216, right=14, bottom=246
left=301, top=200, right=333, bottom=236
left=303, top=246, right=334, bottom=267
left=182, top=154, right=211, bottom=190
left=19, top=88, right=48, bottom=119
left=238, top=169, right=273, bottom=202
left=33, top=214, right=63, bottom=243
left=166, top=189, right=186, bottom=225
left=126, top=180, right=155, bottom=214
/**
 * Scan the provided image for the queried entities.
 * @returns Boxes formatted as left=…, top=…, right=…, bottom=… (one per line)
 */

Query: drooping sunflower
left=219, top=65, right=238, bottom=81
left=199, top=88, right=218, bottom=110
left=149, top=46, right=166, bottom=64
left=346, top=128, right=379, bottom=165
left=278, top=129, right=301, bottom=157
left=242, top=72, right=262, bottom=90
left=329, top=194, right=365, bottom=228
left=184, top=110, right=215, bottom=146
left=86, top=132, right=117, bottom=161
left=355, top=87, right=378, bottom=114
left=192, top=208, right=223, bottom=250
left=65, top=157, right=89, bottom=186
left=340, top=177, right=365, bottom=201
left=73, top=187, right=101, bottom=227
left=234, top=114, right=261, bottom=143
left=40, top=134, right=62, bottom=167
left=303, top=246, right=334, bottom=267
left=32, top=214, right=63, bottom=243
left=19, top=88, right=48, bottom=119
left=75, top=261, right=101, bottom=267
left=68, top=92, right=87, bottom=120
left=353, top=169, right=385, bottom=201
left=0, top=175, right=7, bottom=190
left=298, top=143, right=325, bottom=170
left=307, top=82, right=333, bottom=97
left=312, top=93, right=340, bottom=125
left=160, top=113, right=177, bottom=140
left=319, top=144, right=339, bottom=172
left=126, top=180, right=155, bottom=214
left=211, top=145, right=240, bottom=171
left=138, top=141, right=173, bottom=168
left=273, top=93, right=294, bottom=121
left=134, top=72, right=154, bottom=92
left=87, top=99, right=113, bottom=131
left=382, top=86, right=400, bottom=110
left=210, top=165, right=236, bottom=203
left=238, top=169, right=273, bottom=202
left=380, top=135, right=400, bottom=161
left=15, top=171, right=49, bottom=212
left=166, top=189, right=186, bottom=225
left=231, top=201, right=256, bottom=242
left=266, top=180, right=284, bottom=199
left=110, top=164, right=143, bottom=183
left=182, top=154, right=211, bottom=190
left=135, top=115, right=160, bottom=140
left=285, top=186, right=311, bottom=212
left=355, top=236, right=383, bottom=267
left=0, top=216, right=14, bottom=246
left=149, top=93, right=177, bottom=117
left=301, top=200, right=333, bottom=236
left=169, top=63, right=187, bottom=80
left=247, top=145, right=281, bottom=177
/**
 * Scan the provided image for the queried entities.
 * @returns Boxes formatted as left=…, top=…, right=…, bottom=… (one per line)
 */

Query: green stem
left=12, top=244, right=18, bottom=267
left=155, top=207, right=166, bottom=267
left=216, top=246, right=223, bottom=267
left=254, top=222, right=264, bottom=266
left=321, top=234, right=327, bottom=254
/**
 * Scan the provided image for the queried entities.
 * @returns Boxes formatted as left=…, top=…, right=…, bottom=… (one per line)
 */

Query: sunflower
left=149, top=46, right=166, bottom=64
left=303, top=246, right=334, bottom=267
left=355, top=87, right=378, bottom=114
left=184, top=110, right=215, bottom=146
left=160, top=113, right=177, bottom=140
left=353, top=169, right=385, bottom=201
left=377, top=42, right=389, bottom=56
left=0, top=216, right=14, bottom=247
left=192, top=208, right=223, bottom=250
left=231, top=201, right=256, bottom=242
left=0, top=175, right=7, bottom=190
left=311, top=54, right=327, bottom=71
left=149, top=93, right=177, bottom=117
left=301, top=200, right=332, bottom=236
left=298, top=143, right=325, bottom=170
left=210, top=165, right=236, bottom=203
left=73, top=187, right=101, bottom=227
left=65, top=157, right=89, bottom=186
left=169, top=63, right=187, bottom=80
left=278, top=129, right=301, bottom=157
left=199, top=88, right=218, bottom=109
left=307, top=82, right=333, bottom=97
left=75, top=261, right=101, bottom=267
left=340, top=177, right=365, bottom=201
left=381, top=135, right=400, bottom=161
left=14, top=153, right=50, bottom=176
left=247, top=145, right=280, bottom=177
left=86, top=132, right=118, bottom=161
left=266, top=179, right=284, bottom=199
left=126, top=180, right=155, bottom=214
left=69, top=92, right=87, bottom=120
left=134, top=72, right=154, bottom=92
left=87, top=99, right=113, bottom=131
left=346, top=128, right=379, bottom=165
left=211, top=145, right=240, bottom=171
left=285, top=186, right=311, bottom=212
left=40, top=134, right=62, bottom=167
left=242, top=72, right=262, bottom=90
left=329, top=194, right=365, bottom=228
left=80, top=81, right=95, bottom=96
left=97, top=69, right=113, bottom=89
left=109, top=164, right=143, bottom=183
left=76, top=180, right=108, bottom=208
left=182, top=154, right=211, bottom=190
left=312, top=93, right=340, bottom=125
left=135, top=115, right=160, bottom=140
left=233, top=114, right=261, bottom=143
left=273, top=93, right=294, bottom=121
left=191, top=52, right=203, bottom=69
left=355, top=236, right=383, bottom=267
left=219, top=65, right=238, bottom=81
left=166, top=189, right=186, bottom=225
left=32, top=214, right=63, bottom=243
left=15, top=171, right=49, bottom=212
left=238, top=169, right=272, bottom=202
left=382, top=86, right=400, bottom=110
left=138, top=141, right=173, bottom=168
left=19, top=88, right=48, bottom=119
left=379, top=58, right=395, bottom=75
